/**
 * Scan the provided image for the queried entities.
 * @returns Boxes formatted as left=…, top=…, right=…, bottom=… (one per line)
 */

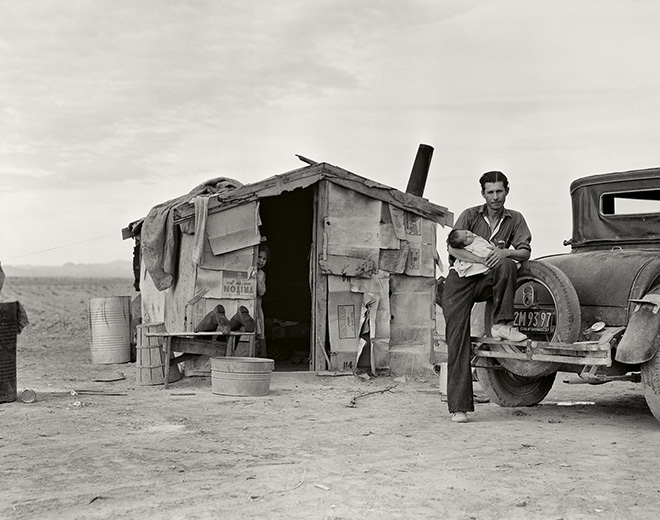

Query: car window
left=601, top=189, right=660, bottom=216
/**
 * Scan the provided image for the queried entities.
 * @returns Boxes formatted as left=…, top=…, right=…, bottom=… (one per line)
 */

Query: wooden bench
left=145, top=331, right=256, bottom=388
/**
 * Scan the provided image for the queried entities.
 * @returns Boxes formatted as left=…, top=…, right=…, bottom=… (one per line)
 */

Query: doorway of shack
left=258, top=187, right=313, bottom=371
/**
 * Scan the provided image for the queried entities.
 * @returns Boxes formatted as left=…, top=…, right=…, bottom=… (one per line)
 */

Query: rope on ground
left=346, top=384, right=398, bottom=408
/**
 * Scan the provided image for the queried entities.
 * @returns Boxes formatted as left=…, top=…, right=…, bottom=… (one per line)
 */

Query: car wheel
left=631, top=283, right=660, bottom=422
left=475, top=357, right=556, bottom=407
left=484, top=260, right=582, bottom=378
left=641, top=345, right=660, bottom=423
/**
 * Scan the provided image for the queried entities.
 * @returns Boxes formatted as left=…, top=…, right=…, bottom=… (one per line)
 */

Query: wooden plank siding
left=311, top=181, right=329, bottom=371
left=165, top=232, right=198, bottom=333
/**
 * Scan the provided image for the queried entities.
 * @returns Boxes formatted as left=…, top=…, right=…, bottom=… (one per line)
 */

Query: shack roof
left=173, top=162, right=453, bottom=227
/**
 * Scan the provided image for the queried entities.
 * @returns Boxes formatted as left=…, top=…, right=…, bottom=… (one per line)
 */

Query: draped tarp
left=141, top=177, right=242, bottom=291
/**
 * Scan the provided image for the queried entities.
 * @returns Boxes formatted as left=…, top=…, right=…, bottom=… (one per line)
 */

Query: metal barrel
left=88, top=297, right=131, bottom=364
left=0, top=302, right=18, bottom=403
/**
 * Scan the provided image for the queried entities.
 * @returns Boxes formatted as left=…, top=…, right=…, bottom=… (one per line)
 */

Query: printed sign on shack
left=221, top=270, right=255, bottom=299
left=337, top=304, right=357, bottom=339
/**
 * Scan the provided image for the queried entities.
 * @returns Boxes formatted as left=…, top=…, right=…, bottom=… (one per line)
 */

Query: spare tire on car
left=476, top=260, right=582, bottom=407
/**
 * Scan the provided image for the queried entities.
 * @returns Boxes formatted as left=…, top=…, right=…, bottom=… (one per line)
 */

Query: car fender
left=616, top=286, right=660, bottom=364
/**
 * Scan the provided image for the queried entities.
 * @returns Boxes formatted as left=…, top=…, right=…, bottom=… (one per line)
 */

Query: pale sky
left=2, top=0, right=660, bottom=268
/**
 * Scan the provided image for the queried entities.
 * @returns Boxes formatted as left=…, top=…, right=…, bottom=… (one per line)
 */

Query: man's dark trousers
left=441, top=259, right=518, bottom=413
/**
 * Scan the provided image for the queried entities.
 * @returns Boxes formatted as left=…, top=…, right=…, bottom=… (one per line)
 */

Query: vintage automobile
left=472, top=167, right=660, bottom=423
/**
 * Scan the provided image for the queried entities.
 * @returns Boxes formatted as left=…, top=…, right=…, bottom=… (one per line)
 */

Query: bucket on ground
left=136, top=323, right=181, bottom=385
left=0, top=302, right=18, bottom=404
left=211, top=357, right=275, bottom=396
left=88, top=296, right=131, bottom=364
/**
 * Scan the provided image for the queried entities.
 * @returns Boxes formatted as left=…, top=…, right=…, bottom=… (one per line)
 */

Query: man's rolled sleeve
left=511, top=217, right=532, bottom=252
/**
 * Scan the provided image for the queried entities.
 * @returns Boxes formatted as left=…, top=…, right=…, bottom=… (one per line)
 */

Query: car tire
left=484, top=260, right=582, bottom=378
left=640, top=284, right=660, bottom=422
left=476, top=358, right=557, bottom=407
left=641, top=353, right=660, bottom=422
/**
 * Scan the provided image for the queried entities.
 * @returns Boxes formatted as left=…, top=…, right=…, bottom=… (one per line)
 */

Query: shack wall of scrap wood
left=321, top=182, right=439, bottom=374
left=132, top=164, right=452, bottom=376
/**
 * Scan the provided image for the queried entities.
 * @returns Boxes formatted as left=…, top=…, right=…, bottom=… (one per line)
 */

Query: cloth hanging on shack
left=191, top=196, right=209, bottom=266
left=141, top=177, right=242, bottom=291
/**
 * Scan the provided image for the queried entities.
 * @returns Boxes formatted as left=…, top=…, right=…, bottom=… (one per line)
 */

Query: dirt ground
left=2, top=277, right=660, bottom=520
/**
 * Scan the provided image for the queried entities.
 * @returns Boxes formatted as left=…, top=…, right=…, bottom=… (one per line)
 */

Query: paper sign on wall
left=337, top=304, right=358, bottom=339
left=221, top=270, right=256, bottom=299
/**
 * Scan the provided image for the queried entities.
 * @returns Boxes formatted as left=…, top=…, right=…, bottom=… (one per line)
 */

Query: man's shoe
left=491, top=323, right=528, bottom=342
left=451, top=412, right=468, bottom=423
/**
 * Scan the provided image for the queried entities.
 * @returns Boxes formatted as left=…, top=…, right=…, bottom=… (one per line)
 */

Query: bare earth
left=2, top=277, right=660, bottom=520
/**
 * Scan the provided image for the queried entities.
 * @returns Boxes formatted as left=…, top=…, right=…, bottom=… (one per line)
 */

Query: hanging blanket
left=141, top=177, right=242, bottom=291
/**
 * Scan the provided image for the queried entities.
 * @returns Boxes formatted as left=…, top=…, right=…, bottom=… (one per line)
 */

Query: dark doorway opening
left=258, top=187, right=314, bottom=370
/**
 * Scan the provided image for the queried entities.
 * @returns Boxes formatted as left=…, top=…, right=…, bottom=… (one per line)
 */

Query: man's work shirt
left=450, top=204, right=532, bottom=265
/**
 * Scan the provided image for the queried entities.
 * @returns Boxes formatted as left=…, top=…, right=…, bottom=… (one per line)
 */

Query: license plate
left=513, top=309, right=554, bottom=334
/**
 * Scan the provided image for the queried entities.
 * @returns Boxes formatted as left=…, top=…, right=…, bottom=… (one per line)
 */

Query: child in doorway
left=255, top=244, right=270, bottom=357
left=447, top=229, right=495, bottom=278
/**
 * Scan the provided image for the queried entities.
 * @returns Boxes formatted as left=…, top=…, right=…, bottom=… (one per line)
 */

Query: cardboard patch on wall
left=350, top=272, right=391, bottom=373
left=404, top=216, right=436, bottom=277
left=327, top=274, right=391, bottom=372
left=207, top=202, right=261, bottom=256
left=379, top=241, right=409, bottom=274
left=327, top=276, right=362, bottom=370
left=380, top=203, right=400, bottom=250
left=389, top=275, right=435, bottom=347
left=324, top=183, right=380, bottom=262
left=403, top=212, right=422, bottom=242
left=201, top=241, right=254, bottom=271
left=319, top=255, right=377, bottom=278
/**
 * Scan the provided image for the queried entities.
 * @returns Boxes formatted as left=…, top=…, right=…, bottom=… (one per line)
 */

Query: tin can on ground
left=17, top=388, right=36, bottom=403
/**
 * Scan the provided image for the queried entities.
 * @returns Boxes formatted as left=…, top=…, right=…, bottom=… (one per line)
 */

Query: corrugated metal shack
left=124, top=161, right=453, bottom=376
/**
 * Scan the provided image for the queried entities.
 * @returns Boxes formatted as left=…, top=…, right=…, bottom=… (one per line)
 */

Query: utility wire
left=1, top=232, right=121, bottom=262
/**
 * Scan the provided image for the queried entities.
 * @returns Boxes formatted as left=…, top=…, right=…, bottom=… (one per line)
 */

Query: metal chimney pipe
left=405, top=144, right=434, bottom=197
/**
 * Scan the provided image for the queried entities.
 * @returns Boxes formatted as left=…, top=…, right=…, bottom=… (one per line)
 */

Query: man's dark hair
left=479, top=171, right=509, bottom=191
left=447, top=229, right=465, bottom=249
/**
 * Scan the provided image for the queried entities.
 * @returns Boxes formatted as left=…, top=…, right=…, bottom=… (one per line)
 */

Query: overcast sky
left=2, top=0, right=659, bottom=269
